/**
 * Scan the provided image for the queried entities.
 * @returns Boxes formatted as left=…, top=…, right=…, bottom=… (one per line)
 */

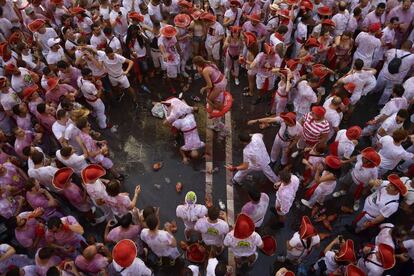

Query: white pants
left=88, top=99, right=107, bottom=129
left=398, top=145, right=414, bottom=172
left=233, top=165, right=279, bottom=184
left=271, top=135, right=289, bottom=165
left=374, top=70, right=400, bottom=105
left=206, top=42, right=220, bottom=61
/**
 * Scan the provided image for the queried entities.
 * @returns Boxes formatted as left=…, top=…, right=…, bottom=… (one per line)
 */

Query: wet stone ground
left=92, top=72, right=411, bottom=275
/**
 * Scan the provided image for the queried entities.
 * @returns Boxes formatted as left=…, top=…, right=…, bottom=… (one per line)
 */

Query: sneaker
left=291, top=151, right=299, bottom=158
left=333, top=190, right=346, bottom=198
left=190, top=95, right=201, bottom=102
left=301, top=199, right=313, bottom=209
left=178, top=92, right=183, bottom=99
left=353, top=200, right=360, bottom=211
left=194, top=73, right=201, bottom=80
left=141, top=84, right=151, bottom=94
left=235, top=78, right=240, bottom=85
left=110, top=125, right=118, bottom=133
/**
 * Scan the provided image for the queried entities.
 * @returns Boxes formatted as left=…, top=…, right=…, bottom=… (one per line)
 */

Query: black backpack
left=388, top=49, right=411, bottom=74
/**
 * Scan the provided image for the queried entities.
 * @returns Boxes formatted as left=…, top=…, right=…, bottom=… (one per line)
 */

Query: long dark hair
left=125, top=24, right=145, bottom=58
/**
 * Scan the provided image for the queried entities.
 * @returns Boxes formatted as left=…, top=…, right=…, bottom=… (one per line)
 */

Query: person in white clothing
left=223, top=214, right=263, bottom=267
left=293, top=75, right=321, bottom=120
left=357, top=243, right=396, bottom=275
left=194, top=206, right=229, bottom=251
left=77, top=68, right=110, bottom=130
left=354, top=174, right=406, bottom=233
left=240, top=185, right=269, bottom=228
left=56, top=146, right=88, bottom=175
left=176, top=191, right=208, bottom=241
left=331, top=1, right=350, bottom=36
left=226, top=133, right=279, bottom=185
left=353, top=23, right=381, bottom=68
left=111, top=239, right=152, bottom=276
left=203, top=13, right=225, bottom=65
left=274, top=171, right=299, bottom=223
left=375, top=109, right=408, bottom=143
left=109, top=1, right=128, bottom=37
left=101, top=47, right=137, bottom=107
left=248, top=112, right=302, bottom=167
left=377, top=129, right=414, bottom=177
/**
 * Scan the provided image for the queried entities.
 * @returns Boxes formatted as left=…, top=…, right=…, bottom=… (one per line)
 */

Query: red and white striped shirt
left=302, top=112, right=330, bottom=143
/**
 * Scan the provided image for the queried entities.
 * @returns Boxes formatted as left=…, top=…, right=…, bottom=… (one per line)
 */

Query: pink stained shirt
left=0, top=162, right=25, bottom=191
left=14, top=131, right=33, bottom=159
left=45, top=83, right=76, bottom=104
left=105, top=193, right=132, bottom=217
left=45, top=216, right=83, bottom=247
left=107, top=225, right=141, bottom=243
left=60, top=182, right=91, bottom=212
left=75, top=254, right=109, bottom=274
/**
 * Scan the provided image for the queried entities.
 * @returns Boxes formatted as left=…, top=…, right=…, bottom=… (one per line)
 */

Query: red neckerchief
left=273, top=32, right=284, bottom=41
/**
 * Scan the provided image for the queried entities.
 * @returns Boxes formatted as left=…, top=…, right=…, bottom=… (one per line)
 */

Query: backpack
left=388, top=49, right=411, bottom=74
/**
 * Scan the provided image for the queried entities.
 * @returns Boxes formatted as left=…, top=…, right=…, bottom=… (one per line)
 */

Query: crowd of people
left=1, top=0, right=414, bottom=274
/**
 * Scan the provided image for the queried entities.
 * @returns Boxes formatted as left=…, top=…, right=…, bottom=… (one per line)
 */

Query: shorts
left=165, top=63, right=180, bottom=78
left=108, top=74, right=130, bottom=89
left=205, top=42, right=220, bottom=60
left=256, top=74, right=275, bottom=91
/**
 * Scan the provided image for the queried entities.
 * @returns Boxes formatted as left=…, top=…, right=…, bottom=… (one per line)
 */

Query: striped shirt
left=302, top=113, right=330, bottom=143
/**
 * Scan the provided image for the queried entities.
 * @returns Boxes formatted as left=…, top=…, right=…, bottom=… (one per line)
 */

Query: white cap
left=47, top=37, right=61, bottom=47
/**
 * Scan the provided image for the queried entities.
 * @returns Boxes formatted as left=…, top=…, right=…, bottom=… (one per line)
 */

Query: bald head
left=83, top=245, right=98, bottom=260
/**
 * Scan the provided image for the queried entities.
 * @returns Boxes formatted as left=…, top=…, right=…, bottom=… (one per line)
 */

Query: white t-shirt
left=379, top=113, right=403, bottom=137
left=335, top=129, right=355, bottom=159
left=378, top=135, right=414, bottom=170
left=224, top=8, right=242, bottom=27
left=11, top=67, right=34, bottom=94
left=112, top=257, right=152, bottom=276
left=77, top=77, right=98, bottom=101
left=148, top=2, right=163, bottom=22
left=351, top=155, right=378, bottom=186
left=46, top=48, right=65, bottom=65
left=101, top=53, right=126, bottom=77
left=140, top=229, right=179, bottom=258
left=363, top=182, right=400, bottom=218
left=176, top=204, right=208, bottom=229
left=287, top=232, right=320, bottom=260
left=206, top=22, right=225, bottom=47
left=55, top=150, right=88, bottom=175
left=223, top=231, right=263, bottom=257
left=240, top=193, right=270, bottom=227
left=194, top=218, right=229, bottom=246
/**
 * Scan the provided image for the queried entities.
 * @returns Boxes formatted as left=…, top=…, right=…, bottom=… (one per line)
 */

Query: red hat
left=285, top=59, right=299, bottom=70
left=230, top=25, right=242, bottom=33
left=336, top=239, right=356, bottom=263
left=128, top=12, right=144, bottom=22
left=234, top=213, right=255, bottom=239
left=81, top=164, right=106, bottom=183
left=186, top=243, right=206, bottom=263
left=230, top=0, right=241, bottom=6
left=312, top=64, right=328, bottom=78
left=0, top=77, right=7, bottom=88
left=346, top=126, right=362, bottom=140
left=325, top=155, right=341, bottom=169
left=160, top=25, right=177, bottom=38
left=28, top=19, right=46, bottom=32
left=246, top=13, right=261, bottom=22
left=23, top=84, right=39, bottom=100
left=344, top=82, right=356, bottom=93
left=113, top=239, right=137, bottom=268
left=280, top=112, right=296, bottom=125
left=322, top=19, right=336, bottom=27
left=69, top=6, right=86, bottom=14
left=4, top=63, right=17, bottom=72
left=378, top=243, right=395, bottom=270
left=8, top=32, right=22, bottom=44
left=174, top=13, right=191, bottom=28
left=284, top=272, right=295, bottom=276
left=200, top=12, right=216, bottom=22
left=52, top=167, right=74, bottom=190
left=277, top=9, right=290, bottom=18
left=299, top=216, right=317, bottom=239
left=178, top=0, right=193, bottom=8
left=264, top=43, right=274, bottom=54
left=345, top=264, right=366, bottom=276
left=286, top=0, right=299, bottom=5
left=387, top=174, right=408, bottom=196
left=300, top=0, right=313, bottom=11
left=190, top=10, right=202, bottom=20
left=243, top=31, right=257, bottom=46
left=311, top=106, right=326, bottom=117
left=47, top=77, right=59, bottom=91
left=369, top=22, right=381, bottom=33
left=361, top=147, right=381, bottom=167
left=50, top=0, right=63, bottom=4
left=305, top=37, right=320, bottom=48
left=317, top=6, right=332, bottom=16
left=261, top=235, right=277, bottom=256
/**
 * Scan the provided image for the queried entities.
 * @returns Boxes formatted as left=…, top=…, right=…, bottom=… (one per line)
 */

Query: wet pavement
left=99, top=72, right=405, bottom=275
